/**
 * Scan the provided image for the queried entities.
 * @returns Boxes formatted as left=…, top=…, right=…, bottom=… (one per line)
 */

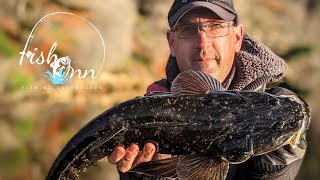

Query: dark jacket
left=120, top=34, right=307, bottom=180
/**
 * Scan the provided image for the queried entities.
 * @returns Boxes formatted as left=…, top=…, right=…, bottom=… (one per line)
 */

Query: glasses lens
left=175, top=22, right=232, bottom=39
left=206, top=23, right=230, bottom=38
left=176, top=25, right=198, bottom=39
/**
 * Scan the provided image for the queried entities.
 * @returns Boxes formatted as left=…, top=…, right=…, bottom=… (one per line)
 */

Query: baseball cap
left=168, top=0, right=238, bottom=28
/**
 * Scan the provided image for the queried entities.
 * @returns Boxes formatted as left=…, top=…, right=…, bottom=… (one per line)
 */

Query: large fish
left=46, top=71, right=310, bottom=180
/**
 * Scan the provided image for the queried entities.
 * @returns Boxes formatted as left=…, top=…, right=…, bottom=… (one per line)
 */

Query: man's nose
left=196, top=28, right=210, bottom=49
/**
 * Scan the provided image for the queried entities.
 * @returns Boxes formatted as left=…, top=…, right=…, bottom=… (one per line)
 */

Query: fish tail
left=46, top=123, right=125, bottom=180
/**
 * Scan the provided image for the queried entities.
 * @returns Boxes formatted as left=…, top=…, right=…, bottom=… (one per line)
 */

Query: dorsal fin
left=171, top=70, right=225, bottom=95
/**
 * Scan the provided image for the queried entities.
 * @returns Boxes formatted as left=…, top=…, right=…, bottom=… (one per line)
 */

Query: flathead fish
left=46, top=71, right=310, bottom=180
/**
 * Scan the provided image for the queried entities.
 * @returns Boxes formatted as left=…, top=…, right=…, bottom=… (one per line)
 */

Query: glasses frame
left=173, top=21, right=234, bottom=39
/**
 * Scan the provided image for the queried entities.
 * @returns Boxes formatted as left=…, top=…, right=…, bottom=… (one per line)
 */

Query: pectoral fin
left=130, top=155, right=229, bottom=180
left=130, top=156, right=179, bottom=178
left=177, top=156, right=229, bottom=180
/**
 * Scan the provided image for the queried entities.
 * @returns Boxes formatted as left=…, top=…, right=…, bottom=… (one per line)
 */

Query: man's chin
left=190, top=68, right=216, bottom=77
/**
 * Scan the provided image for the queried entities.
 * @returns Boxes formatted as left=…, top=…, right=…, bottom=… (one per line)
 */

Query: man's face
left=167, top=8, right=244, bottom=83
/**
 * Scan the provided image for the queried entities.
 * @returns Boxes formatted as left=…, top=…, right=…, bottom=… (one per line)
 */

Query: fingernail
left=145, top=141, right=159, bottom=152
left=116, top=149, right=124, bottom=156
left=145, top=146, right=154, bottom=153
left=129, top=145, right=138, bottom=152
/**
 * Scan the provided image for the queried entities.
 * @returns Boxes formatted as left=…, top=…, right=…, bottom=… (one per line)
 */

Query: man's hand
left=107, top=143, right=171, bottom=172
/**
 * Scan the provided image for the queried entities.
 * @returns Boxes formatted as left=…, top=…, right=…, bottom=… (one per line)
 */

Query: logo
left=45, top=54, right=72, bottom=84
left=19, top=12, right=105, bottom=85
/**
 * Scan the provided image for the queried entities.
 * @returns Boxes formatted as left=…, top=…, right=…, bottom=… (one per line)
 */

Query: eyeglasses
left=173, top=21, right=234, bottom=39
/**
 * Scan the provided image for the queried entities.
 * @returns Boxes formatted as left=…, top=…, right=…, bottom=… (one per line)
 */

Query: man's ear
left=234, top=24, right=244, bottom=52
left=167, top=30, right=176, bottom=57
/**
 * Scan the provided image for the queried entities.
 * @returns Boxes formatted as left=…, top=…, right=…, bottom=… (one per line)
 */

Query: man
left=108, top=0, right=307, bottom=179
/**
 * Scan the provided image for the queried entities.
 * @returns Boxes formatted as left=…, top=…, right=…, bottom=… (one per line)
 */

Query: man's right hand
left=107, top=143, right=171, bottom=172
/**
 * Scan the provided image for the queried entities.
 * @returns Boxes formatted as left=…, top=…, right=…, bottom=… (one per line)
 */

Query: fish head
left=284, top=95, right=311, bottom=149
left=250, top=94, right=310, bottom=156
left=217, top=93, right=310, bottom=163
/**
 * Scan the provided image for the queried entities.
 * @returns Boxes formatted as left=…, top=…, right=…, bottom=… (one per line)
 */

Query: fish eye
left=272, top=121, right=285, bottom=131
left=268, top=97, right=280, bottom=106
left=288, top=121, right=297, bottom=128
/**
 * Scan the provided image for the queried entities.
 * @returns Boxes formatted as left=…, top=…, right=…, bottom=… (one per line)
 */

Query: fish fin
left=171, top=70, right=225, bottom=95
left=130, top=155, right=229, bottom=180
left=267, top=87, right=297, bottom=96
left=176, top=156, right=229, bottom=180
left=130, top=155, right=180, bottom=178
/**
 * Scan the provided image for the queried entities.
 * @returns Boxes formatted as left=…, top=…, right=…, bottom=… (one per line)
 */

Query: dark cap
left=168, top=0, right=237, bottom=28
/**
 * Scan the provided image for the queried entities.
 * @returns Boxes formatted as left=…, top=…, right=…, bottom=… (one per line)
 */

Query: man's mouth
left=194, top=57, right=215, bottom=62
left=192, top=50, right=219, bottom=63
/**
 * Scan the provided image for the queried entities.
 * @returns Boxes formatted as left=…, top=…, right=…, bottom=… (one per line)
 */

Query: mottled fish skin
left=46, top=90, right=309, bottom=180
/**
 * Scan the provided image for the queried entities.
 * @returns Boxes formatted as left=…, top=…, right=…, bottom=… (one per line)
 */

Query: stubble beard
left=190, top=49, right=221, bottom=77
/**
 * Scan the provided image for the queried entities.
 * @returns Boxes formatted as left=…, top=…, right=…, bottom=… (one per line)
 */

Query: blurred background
left=0, top=0, right=319, bottom=179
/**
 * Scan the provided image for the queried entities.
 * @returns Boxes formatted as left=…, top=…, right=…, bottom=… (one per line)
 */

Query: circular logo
left=19, top=12, right=105, bottom=85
